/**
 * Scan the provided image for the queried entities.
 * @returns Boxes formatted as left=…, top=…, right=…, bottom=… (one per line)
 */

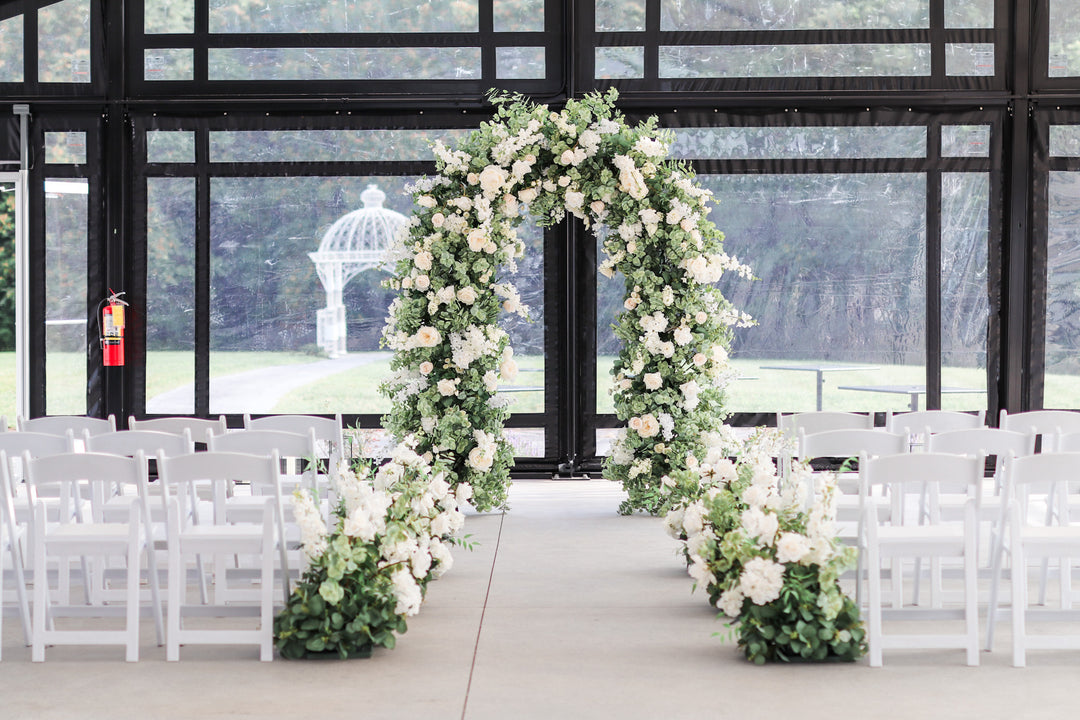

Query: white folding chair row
left=860, top=451, right=985, bottom=667
left=999, top=409, right=1080, bottom=451
left=128, top=415, right=228, bottom=444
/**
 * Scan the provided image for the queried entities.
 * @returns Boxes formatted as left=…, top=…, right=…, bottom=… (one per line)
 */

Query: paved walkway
left=146, top=353, right=391, bottom=414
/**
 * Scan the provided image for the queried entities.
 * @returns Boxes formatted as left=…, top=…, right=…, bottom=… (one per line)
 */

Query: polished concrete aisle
left=3, top=479, right=1080, bottom=719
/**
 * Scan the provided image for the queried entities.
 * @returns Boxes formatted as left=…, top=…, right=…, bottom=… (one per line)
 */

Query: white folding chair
left=886, top=409, right=985, bottom=451
left=0, top=452, right=32, bottom=656
left=798, top=428, right=907, bottom=607
left=157, top=450, right=287, bottom=661
left=997, top=451, right=1080, bottom=666
left=25, top=450, right=161, bottom=662
left=927, top=427, right=1036, bottom=640
left=128, top=415, right=228, bottom=444
left=244, top=414, right=343, bottom=473
left=18, top=415, right=116, bottom=439
left=860, top=451, right=984, bottom=667
left=999, top=409, right=1080, bottom=452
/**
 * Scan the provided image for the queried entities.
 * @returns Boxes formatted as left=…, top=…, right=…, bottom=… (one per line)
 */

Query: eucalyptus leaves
left=381, top=88, right=751, bottom=514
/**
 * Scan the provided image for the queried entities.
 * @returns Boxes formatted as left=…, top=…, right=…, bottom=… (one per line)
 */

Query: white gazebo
left=309, top=184, right=406, bottom=358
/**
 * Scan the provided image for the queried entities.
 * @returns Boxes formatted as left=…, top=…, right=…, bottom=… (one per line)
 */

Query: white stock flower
left=739, top=556, right=786, bottom=605
left=775, top=532, right=812, bottom=565
left=391, top=568, right=423, bottom=616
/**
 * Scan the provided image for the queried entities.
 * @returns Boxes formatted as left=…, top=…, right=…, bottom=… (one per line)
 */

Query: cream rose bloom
left=643, top=372, right=662, bottom=390
left=636, top=413, right=660, bottom=438
left=478, top=165, right=508, bottom=195
left=467, top=446, right=494, bottom=473
left=499, top=358, right=519, bottom=381
left=419, top=361, right=434, bottom=375
left=414, top=251, right=433, bottom=271
left=456, top=286, right=478, bottom=304
left=467, top=228, right=487, bottom=252
left=414, top=326, right=441, bottom=348
left=414, top=274, right=430, bottom=290
left=436, top=378, right=459, bottom=397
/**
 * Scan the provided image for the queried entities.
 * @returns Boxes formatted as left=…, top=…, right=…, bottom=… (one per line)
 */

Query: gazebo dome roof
left=315, top=184, right=408, bottom=257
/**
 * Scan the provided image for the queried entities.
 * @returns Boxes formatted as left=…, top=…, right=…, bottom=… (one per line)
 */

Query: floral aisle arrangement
left=380, top=87, right=752, bottom=514
left=274, top=442, right=472, bottom=659
left=663, top=429, right=866, bottom=664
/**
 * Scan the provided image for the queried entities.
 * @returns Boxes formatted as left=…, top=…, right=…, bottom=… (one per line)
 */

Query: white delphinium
left=293, top=489, right=328, bottom=561
left=739, top=556, right=786, bottom=605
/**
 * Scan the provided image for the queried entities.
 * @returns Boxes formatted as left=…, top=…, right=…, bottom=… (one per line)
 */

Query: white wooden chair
left=207, top=428, right=319, bottom=600
left=886, top=409, right=985, bottom=451
left=18, top=415, right=116, bottom=440
left=927, top=427, right=1036, bottom=640
left=243, top=414, right=343, bottom=471
left=998, top=409, right=1080, bottom=452
left=0, top=452, right=32, bottom=656
left=128, top=415, right=227, bottom=444
left=157, top=450, right=286, bottom=661
left=997, top=451, right=1080, bottom=666
left=797, top=428, right=907, bottom=607
left=25, top=450, right=161, bottom=662
left=860, top=451, right=984, bottom=667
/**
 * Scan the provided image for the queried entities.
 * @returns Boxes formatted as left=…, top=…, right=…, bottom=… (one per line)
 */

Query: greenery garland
left=381, top=89, right=751, bottom=514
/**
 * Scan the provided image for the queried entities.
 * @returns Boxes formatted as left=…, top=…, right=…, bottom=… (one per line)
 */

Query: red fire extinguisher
left=100, top=290, right=128, bottom=367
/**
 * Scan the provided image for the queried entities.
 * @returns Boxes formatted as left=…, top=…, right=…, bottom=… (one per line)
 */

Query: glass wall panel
left=45, top=132, right=86, bottom=165
left=660, top=0, right=930, bottom=31
left=596, top=0, right=644, bottom=31
left=145, top=0, right=194, bottom=34
left=941, top=172, right=989, bottom=410
left=146, top=178, right=196, bottom=414
left=494, top=0, right=544, bottom=32
left=945, top=0, right=993, bottom=28
left=44, top=178, right=88, bottom=415
left=1050, top=126, right=1080, bottom=157
left=0, top=182, right=15, bottom=424
left=209, top=129, right=470, bottom=163
left=1044, top=171, right=1080, bottom=406
left=658, top=44, right=932, bottom=78
left=208, top=0, right=478, bottom=33
left=671, top=126, right=927, bottom=160
left=496, top=47, right=546, bottom=80
left=208, top=174, right=545, bottom=415
left=601, top=173, right=929, bottom=414
left=942, top=125, right=991, bottom=157
left=595, top=47, right=644, bottom=79
left=946, top=43, right=994, bottom=76
left=147, top=131, right=196, bottom=163
left=208, top=47, right=482, bottom=81
left=1049, top=0, right=1080, bottom=77
left=0, top=15, right=23, bottom=82
left=38, top=0, right=91, bottom=83
left=145, top=49, right=194, bottom=81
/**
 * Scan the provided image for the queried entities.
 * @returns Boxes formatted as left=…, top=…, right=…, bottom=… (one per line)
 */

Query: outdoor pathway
left=145, top=352, right=391, bottom=414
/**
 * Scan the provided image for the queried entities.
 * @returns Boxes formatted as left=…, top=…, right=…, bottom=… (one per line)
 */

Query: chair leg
left=11, top=540, right=33, bottom=647
left=868, top=545, right=883, bottom=667
left=1061, top=556, right=1073, bottom=610
left=260, top=538, right=274, bottom=662
left=31, top=533, right=46, bottom=662
left=125, top=543, right=140, bottom=662
left=167, top=540, right=182, bottom=662
left=985, top=527, right=1007, bottom=652
left=1012, top=547, right=1027, bottom=668
left=965, top=548, right=979, bottom=666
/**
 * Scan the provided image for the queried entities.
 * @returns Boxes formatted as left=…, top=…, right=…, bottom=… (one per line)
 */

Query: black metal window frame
left=125, top=0, right=567, bottom=101
left=0, top=0, right=107, bottom=98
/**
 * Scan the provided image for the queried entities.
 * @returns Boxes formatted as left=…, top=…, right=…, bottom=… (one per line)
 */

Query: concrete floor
left=3, top=479, right=1080, bottom=719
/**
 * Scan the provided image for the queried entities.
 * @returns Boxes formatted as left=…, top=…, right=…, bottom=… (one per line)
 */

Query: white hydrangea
left=718, top=586, right=746, bottom=617
left=775, top=532, right=812, bottom=565
left=739, top=556, right=786, bottom=605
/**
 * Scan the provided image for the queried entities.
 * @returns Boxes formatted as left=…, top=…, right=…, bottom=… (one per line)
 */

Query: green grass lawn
left=5, top=350, right=1080, bottom=421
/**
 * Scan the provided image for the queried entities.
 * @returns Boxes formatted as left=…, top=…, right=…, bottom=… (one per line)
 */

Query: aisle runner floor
left=2, top=479, right=1079, bottom=719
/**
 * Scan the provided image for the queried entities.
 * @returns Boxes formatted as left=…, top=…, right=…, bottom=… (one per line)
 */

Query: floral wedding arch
left=380, top=90, right=752, bottom=514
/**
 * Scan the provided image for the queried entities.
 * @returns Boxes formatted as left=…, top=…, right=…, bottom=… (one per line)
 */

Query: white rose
left=503, top=296, right=521, bottom=313
left=559, top=149, right=575, bottom=165
left=693, top=353, right=707, bottom=367
left=674, top=326, right=693, bottom=346
left=643, top=372, right=662, bottom=390
left=414, top=326, right=441, bottom=348
left=457, top=286, right=478, bottom=305
left=431, top=212, right=445, bottom=228
left=590, top=200, right=606, bottom=216
left=695, top=311, right=707, bottom=324
left=636, top=413, right=660, bottom=438
left=467, top=228, right=487, bottom=252
left=468, top=446, right=494, bottom=473
left=478, top=165, right=508, bottom=195
left=624, top=297, right=639, bottom=311
left=417, top=195, right=436, bottom=208
left=518, top=187, right=538, bottom=204
left=415, top=274, right=430, bottom=291
left=419, top=361, right=434, bottom=375
left=484, top=241, right=498, bottom=254
left=437, top=378, right=459, bottom=396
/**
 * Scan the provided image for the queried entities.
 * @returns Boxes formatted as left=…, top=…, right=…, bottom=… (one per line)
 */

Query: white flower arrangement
left=274, top=442, right=471, bottom=659
left=661, top=428, right=866, bottom=663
